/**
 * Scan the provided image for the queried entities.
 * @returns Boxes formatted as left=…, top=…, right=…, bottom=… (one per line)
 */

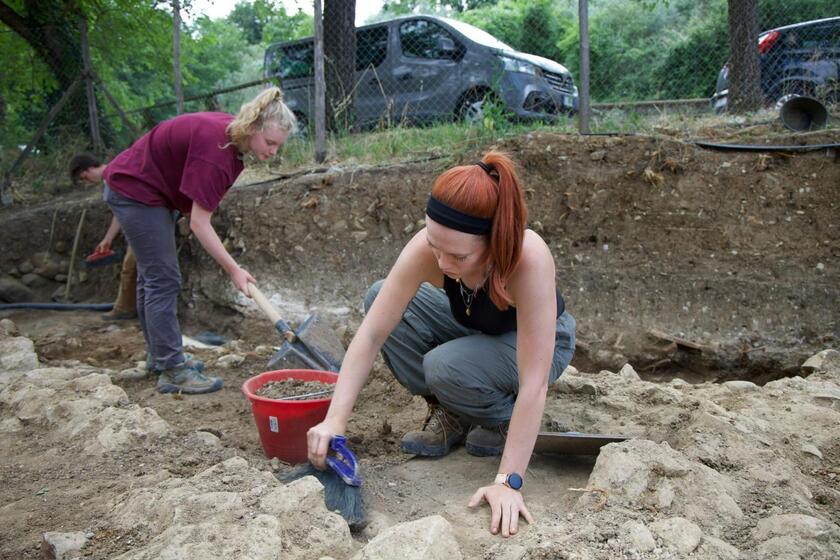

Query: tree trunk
left=323, top=0, right=356, bottom=132
left=727, top=0, right=762, bottom=112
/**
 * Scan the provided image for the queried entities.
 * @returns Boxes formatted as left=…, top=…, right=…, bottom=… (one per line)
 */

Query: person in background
left=101, top=86, right=296, bottom=395
left=69, top=153, right=137, bottom=322
left=307, top=152, right=576, bottom=537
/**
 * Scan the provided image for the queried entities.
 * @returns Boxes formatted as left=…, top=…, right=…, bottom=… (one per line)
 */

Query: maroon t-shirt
left=104, top=112, right=244, bottom=214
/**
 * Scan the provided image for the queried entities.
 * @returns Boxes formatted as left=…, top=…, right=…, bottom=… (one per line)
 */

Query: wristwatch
left=494, top=472, right=523, bottom=490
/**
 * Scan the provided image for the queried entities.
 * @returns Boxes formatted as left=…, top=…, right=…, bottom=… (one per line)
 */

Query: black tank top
left=443, top=275, right=565, bottom=335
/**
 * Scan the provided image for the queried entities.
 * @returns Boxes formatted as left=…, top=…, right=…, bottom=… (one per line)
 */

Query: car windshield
left=442, top=18, right=513, bottom=51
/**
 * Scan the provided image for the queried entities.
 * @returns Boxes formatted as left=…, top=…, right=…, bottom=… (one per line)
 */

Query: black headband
left=426, top=196, right=492, bottom=235
left=475, top=161, right=494, bottom=175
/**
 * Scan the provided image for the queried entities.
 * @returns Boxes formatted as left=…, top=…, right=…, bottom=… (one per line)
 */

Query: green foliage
left=229, top=0, right=312, bottom=46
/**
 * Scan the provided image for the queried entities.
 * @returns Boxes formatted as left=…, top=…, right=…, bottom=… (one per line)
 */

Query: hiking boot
left=146, top=353, right=204, bottom=374
left=101, top=309, right=137, bottom=321
left=465, top=423, right=509, bottom=457
left=156, top=362, right=223, bottom=394
left=400, top=404, right=466, bottom=457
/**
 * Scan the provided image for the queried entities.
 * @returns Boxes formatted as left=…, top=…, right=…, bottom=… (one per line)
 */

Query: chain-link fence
left=1, top=0, right=838, bottom=203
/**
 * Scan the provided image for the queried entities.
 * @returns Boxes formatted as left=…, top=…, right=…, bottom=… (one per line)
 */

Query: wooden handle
left=248, top=284, right=282, bottom=325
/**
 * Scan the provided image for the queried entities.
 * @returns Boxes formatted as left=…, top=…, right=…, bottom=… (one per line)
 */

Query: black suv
left=712, top=16, right=840, bottom=112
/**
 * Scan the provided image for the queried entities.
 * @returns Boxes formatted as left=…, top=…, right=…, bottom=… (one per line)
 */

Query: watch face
left=508, top=472, right=523, bottom=490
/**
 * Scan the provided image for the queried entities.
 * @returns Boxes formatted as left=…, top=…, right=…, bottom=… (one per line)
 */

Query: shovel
left=248, top=284, right=345, bottom=372
left=534, top=431, right=628, bottom=456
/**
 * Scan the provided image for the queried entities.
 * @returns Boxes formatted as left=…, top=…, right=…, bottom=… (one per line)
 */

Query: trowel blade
left=534, top=431, right=628, bottom=456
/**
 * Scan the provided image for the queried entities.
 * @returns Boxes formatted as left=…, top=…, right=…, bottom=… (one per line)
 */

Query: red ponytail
left=430, top=151, right=527, bottom=309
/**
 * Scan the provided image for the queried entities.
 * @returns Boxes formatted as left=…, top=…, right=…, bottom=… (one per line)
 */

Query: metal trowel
left=249, top=284, right=345, bottom=372
left=534, top=431, right=628, bottom=456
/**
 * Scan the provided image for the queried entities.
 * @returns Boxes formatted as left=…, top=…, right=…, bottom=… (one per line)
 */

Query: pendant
left=466, top=308, right=471, bottom=317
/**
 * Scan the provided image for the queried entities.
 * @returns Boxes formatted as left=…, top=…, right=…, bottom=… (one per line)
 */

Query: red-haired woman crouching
left=307, top=151, right=576, bottom=537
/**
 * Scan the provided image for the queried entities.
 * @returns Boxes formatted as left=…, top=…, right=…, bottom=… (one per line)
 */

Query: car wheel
left=457, top=90, right=497, bottom=125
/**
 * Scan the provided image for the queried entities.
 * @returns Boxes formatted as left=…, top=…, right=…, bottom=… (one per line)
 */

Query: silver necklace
left=458, top=279, right=476, bottom=316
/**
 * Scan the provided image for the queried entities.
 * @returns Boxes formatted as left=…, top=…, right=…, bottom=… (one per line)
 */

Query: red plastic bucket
left=242, top=369, right=337, bottom=464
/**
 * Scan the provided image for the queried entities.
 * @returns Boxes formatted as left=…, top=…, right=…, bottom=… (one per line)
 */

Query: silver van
left=264, top=15, right=578, bottom=129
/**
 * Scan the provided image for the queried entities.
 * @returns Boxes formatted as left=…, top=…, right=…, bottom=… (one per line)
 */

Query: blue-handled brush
left=279, top=435, right=365, bottom=526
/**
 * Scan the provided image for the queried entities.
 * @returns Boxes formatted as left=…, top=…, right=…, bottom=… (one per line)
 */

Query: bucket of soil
left=242, top=369, right=338, bottom=464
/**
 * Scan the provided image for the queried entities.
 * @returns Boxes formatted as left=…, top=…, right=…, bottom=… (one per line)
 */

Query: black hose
left=0, top=302, right=114, bottom=311
left=694, top=140, right=840, bottom=152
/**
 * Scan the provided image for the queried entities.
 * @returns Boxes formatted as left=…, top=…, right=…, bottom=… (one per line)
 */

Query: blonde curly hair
left=227, top=86, right=297, bottom=151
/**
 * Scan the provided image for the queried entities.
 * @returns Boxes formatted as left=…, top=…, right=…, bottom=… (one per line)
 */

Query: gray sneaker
left=156, top=362, right=223, bottom=394
left=465, top=424, right=509, bottom=457
left=400, top=404, right=467, bottom=457
left=146, top=353, right=204, bottom=374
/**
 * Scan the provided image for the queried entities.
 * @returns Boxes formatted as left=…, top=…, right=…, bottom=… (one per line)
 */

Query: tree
left=727, top=0, right=762, bottom=112
left=323, top=0, right=355, bottom=131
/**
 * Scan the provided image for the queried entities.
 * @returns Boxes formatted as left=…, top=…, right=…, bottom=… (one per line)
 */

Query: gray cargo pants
left=364, top=280, right=576, bottom=426
left=104, top=185, right=185, bottom=371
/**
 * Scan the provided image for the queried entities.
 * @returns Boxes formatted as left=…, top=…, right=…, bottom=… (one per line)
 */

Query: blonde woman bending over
left=103, top=87, right=296, bottom=394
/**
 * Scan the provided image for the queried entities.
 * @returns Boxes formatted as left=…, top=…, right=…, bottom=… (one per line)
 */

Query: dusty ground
left=1, top=128, right=838, bottom=559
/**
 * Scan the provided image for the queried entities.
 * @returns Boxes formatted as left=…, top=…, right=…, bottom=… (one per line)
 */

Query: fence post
left=80, top=17, right=104, bottom=154
left=578, top=0, right=591, bottom=134
left=313, top=0, right=327, bottom=163
left=173, top=0, right=184, bottom=115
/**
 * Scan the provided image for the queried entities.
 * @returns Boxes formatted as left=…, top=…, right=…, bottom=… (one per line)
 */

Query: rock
left=53, top=240, right=69, bottom=254
left=351, top=230, right=369, bottom=242
left=194, top=430, right=222, bottom=448
left=723, top=380, right=759, bottom=393
left=753, top=514, right=840, bottom=542
left=621, top=520, right=655, bottom=552
left=583, top=440, right=742, bottom=528
left=113, top=366, right=148, bottom=381
left=21, top=273, right=48, bottom=288
left=216, top=354, right=245, bottom=368
left=555, top=374, right=598, bottom=395
left=619, top=363, right=641, bottom=381
left=590, top=150, right=607, bottom=161
left=650, top=517, right=703, bottom=554
left=352, top=515, right=461, bottom=560
left=0, top=277, right=35, bottom=303
left=591, top=349, right=627, bottom=371
left=8, top=267, right=20, bottom=277
left=802, top=350, right=840, bottom=375
left=800, top=443, right=823, bottom=459
left=41, top=531, right=90, bottom=560
left=54, top=273, right=68, bottom=282
left=18, top=259, right=34, bottom=274
left=0, top=337, right=39, bottom=379
left=697, top=535, right=740, bottom=559
left=0, top=318, right=19, bottom=337
left=111, top=459, right=352, bottom=560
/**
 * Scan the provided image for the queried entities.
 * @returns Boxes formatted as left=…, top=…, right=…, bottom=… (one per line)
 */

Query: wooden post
left=578, top=0, right=591, bottom=134
left=65, top=208, right=87, bottom=302
left=313, top=0, right=327, bottom=163
left=80, top=18, right=103, bottom=154
left=173, top=0, right=184, bottom=114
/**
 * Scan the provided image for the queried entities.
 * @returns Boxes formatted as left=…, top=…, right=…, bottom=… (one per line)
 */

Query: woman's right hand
left=307, top=418, right=345, bottom=469
left=95, top=239, right=111, bottom=254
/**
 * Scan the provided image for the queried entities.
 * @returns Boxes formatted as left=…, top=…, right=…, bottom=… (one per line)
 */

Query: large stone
left=111, top=457, right=352, bottom=560
left=753, top=514, right=840, bottom=542
left=352, top=515, right=461, bottom=560
left=0, top=337, right=39, bottom=383
left=41, top=531, right=90, bottom=560
left=620, top=520, right=655, bottom=552
left=649, top=517, right=703, bottom=554
left=0, top=318, right=18, bottom=336
left=0, top=277, right=35, bottom=302
left=802, top=350, right=840, bottom=376
left=583, top=440, right=742, bottom=531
